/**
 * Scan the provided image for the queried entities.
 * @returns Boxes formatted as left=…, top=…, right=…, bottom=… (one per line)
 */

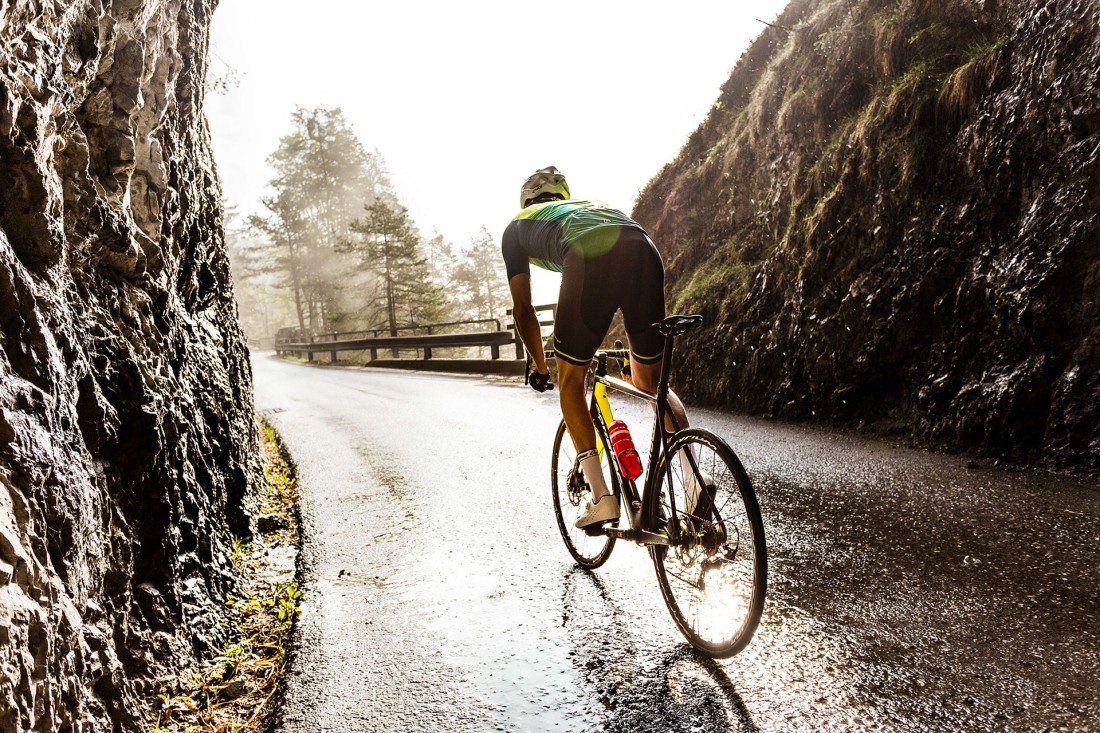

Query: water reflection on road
left=255, top=355, right=1099, bottom=732
left=559, top=566, right=762, bottom=732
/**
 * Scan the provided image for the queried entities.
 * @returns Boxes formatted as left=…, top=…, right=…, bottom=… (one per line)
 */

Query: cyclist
left=503, top=166, right=691, bottom=528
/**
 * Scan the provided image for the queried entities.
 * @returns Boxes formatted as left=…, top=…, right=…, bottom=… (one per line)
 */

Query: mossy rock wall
left=634, top=0, right=1100, bottom=474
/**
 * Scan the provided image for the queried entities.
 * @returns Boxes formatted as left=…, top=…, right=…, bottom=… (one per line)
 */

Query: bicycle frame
left=586, top=333, right=684, bottom=546
left=549, top=314, right=766, bottom=658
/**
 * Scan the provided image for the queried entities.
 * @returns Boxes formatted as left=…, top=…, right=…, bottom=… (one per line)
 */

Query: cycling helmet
left=520, top=166, right=570, bottom=208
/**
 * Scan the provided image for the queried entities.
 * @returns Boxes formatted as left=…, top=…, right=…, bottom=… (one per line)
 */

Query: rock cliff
left=634, top=0, right=1099, bottom=475
left=0, top=1, right=258, bottom=730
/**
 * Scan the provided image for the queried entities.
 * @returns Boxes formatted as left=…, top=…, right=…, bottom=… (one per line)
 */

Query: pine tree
left=453, top=226, right=510, bottom=321
left=248, top=192, right=312, bottom=333
left=424, top=231, right=457, bottom=287
left=347, top=201, right=445, bottom=343
left=249, top=107, right=391, bottom=334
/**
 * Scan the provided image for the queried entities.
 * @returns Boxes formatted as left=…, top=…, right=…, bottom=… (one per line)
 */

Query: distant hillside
left=633, top=0, right=1099, bottom=475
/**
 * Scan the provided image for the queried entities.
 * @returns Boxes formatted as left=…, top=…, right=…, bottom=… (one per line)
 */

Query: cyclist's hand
left=528, top=370, right=554, bottom=393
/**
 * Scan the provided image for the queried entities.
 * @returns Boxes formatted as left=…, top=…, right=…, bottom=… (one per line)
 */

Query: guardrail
left=273, top=304, right=557, bottom=368
left=506, top=302, right=557, bottom=360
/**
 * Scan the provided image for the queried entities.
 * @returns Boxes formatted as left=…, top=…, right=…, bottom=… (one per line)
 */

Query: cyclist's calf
left=557, top=360, right=597, bottom=452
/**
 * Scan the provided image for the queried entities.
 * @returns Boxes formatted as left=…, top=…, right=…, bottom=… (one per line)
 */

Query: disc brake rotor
left=567, top=469, right=587, bottom=506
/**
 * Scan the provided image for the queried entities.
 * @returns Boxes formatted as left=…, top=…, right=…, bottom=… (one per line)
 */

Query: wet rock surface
left=633, top=0, right=1100, bottom=475
left=0, top=1, right=258, bottom=730
left=255, top=357, right=1098, bottom=732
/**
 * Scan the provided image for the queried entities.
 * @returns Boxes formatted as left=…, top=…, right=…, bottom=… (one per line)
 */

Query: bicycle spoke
left=664, top=567, right=706, bottom=591
left=551, top=420, right=616, bottom=568
left=650, top=429, right=766, bottom=658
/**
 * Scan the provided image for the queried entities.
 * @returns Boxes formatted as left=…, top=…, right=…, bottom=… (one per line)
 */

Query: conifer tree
left=249, top=107, right=391, bottom=334
left=347, top=201, right=445, bottom=341
left=453, top=227, right=510, bottom=321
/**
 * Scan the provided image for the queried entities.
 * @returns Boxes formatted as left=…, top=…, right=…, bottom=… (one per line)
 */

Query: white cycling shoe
left=575, top=494, right=620, bottom=529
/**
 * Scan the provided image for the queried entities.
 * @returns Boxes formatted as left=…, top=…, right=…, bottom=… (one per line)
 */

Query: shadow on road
left=561, top=566, right=759, bottom=732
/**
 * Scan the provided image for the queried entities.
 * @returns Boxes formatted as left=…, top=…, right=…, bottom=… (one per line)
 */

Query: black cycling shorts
left=553, top=228, right=666, bottom=366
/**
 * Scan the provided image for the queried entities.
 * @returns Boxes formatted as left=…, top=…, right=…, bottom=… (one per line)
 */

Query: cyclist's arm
left=508, top=274, right=548, bottom=374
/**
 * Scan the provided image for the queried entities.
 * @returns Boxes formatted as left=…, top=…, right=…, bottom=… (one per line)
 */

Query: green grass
left=964, top=36, right=1007, bottom=61
left=674, top=249, right=761, bottom=315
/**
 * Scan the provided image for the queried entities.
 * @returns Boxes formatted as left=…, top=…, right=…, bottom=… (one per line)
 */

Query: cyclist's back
left=502, top=198, right=642, bottom=269
left=501, top=197, right=666, bottom=367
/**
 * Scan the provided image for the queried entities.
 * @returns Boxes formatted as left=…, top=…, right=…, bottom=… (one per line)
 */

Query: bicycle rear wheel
left=551, top=419, right=617, bottom=568
left=650, top=428, right=766, bottom=657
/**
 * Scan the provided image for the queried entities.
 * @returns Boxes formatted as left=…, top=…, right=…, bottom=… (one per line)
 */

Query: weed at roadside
left=148, top=417, right=301, bottom=733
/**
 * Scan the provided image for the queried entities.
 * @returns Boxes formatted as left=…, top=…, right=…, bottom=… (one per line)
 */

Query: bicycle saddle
left=655, top=314, right=704, bottom=336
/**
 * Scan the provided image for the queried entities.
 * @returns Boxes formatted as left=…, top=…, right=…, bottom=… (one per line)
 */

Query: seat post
left=654, top=333, right=679, bottom=437
left=658, top=331, right=676, bottom=397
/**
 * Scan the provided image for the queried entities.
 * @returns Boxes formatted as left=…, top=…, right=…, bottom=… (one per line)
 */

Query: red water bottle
left=608, top=420, right=643, bottom=480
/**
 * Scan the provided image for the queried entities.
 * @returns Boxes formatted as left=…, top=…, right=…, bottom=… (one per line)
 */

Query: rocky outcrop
left=0, top=1, right=259, bottom=730
left=634, top=0, right=1099, bottom=474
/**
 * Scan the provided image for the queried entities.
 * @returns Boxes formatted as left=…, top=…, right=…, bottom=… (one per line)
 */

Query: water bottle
left=608, top=420, right=643, bottom=480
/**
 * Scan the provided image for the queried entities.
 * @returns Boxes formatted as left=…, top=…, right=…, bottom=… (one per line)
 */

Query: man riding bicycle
left=503, top=166, right=691, bottom=529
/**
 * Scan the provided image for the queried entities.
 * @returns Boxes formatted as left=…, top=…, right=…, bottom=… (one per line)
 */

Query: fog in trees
left=344, top=201, right=446, bottom=339
left=246, top=107, right=392, bottom=336
left=233, top=107, right=502, bottom=347
left=453, top=227, right=510, bottom=322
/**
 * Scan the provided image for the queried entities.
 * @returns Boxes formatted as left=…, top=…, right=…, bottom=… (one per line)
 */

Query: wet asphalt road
left=252, top=354, right=1100, bottom=733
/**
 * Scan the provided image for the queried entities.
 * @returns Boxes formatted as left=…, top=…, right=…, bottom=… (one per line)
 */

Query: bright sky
left=206, top=0, right=788, bottom=297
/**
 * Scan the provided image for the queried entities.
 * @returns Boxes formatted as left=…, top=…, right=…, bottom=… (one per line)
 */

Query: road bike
left=547, top=314, right=767, bottom=658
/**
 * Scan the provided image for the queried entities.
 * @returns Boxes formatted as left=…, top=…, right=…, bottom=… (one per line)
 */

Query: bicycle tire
left=551, top=419, right=618, bottom=568
left=648, top=428, right=767, bottom=658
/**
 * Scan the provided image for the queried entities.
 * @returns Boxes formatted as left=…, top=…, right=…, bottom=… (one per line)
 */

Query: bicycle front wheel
left=650, top=428, right=766, bottom=657
left=551, top=419, right=617, bottom=568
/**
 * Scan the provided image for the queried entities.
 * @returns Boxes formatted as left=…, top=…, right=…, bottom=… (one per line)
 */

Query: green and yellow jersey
left=501, top=199, right=644, bottom=279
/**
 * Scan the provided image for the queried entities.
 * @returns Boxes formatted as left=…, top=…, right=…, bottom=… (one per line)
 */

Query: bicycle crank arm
left=604, top=527, right=670, bottom=546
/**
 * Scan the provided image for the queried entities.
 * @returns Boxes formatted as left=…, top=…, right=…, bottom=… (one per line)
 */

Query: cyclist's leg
left=619, top=231, right=689, bottom=433
left=630, top=352, right=708, bottom=511
left=555, top=250, right=617, bottom=505
left=557, top=360, right=595, bottom=452
left=558, top=360, right=614, bottom=505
